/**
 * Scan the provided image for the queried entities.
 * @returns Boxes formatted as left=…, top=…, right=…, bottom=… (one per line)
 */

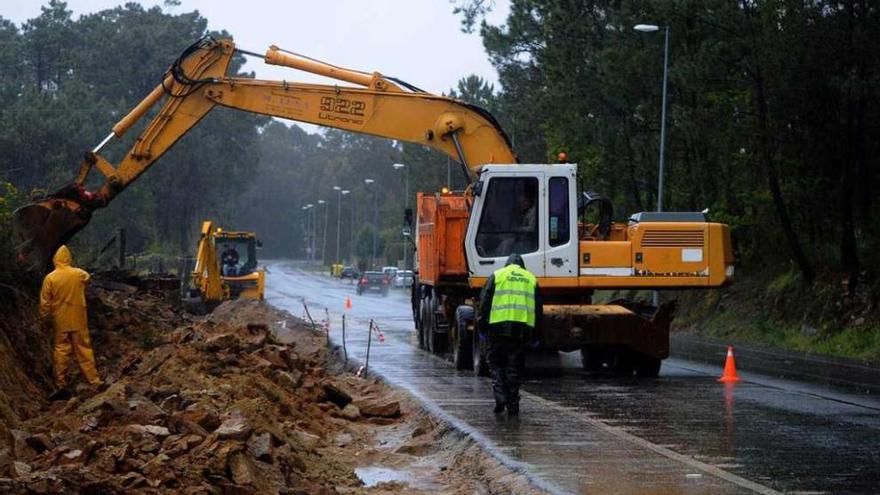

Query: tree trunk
left=839, top=0, right=861, bottom=291
left=742, top=1, right=814, bottom=282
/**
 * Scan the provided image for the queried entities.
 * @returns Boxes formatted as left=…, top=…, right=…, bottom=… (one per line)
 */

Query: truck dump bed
left=415, top=192, right=470, bottom=286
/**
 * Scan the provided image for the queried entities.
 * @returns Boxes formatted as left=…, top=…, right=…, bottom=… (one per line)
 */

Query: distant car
left=393, top=270, right=414, bottom=289
left=382, top=266, right=399, bottom=280
left=357, top=271, right=390, bottom=296
left=340, top=266, right=360, bottom=279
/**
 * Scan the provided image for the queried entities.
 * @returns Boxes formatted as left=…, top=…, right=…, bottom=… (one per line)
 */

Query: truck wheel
left=453, top=306, right=474, bottom=370
left=427, top=293, right=446, bottom=354
left=472, top=330, right=490, bottom=377
left=425, top=293, right=437, bottom=352
left=416, top=296, right=428, bottom=350
left=635, top=354, right=662, bottom=378
left=614, top=349, right=636, bottom=376
left=580, top=346, right=604, bottom=373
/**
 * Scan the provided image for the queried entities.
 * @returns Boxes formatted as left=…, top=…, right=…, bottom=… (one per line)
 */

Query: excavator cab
left=214, top=230, right=264, bottom=299
left=465, top=164, right=580, bottom=281
left=465, top=164, right=735, bottom=288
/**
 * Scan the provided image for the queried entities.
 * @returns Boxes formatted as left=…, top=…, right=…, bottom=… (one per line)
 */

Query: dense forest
left=1, top=1, right=878, bottom=356
left=453, top=0, right=879, bottom=355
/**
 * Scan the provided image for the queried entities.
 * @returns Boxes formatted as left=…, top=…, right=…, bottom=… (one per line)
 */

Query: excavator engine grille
left=641, top=230, right=705, bottom=248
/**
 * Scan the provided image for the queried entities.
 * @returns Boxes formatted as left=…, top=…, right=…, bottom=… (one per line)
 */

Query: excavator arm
left=13, top=36, right=516, bottom=268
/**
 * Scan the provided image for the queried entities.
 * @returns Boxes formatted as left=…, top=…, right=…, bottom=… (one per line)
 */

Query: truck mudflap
left=536, top=300, right=675, bottom=358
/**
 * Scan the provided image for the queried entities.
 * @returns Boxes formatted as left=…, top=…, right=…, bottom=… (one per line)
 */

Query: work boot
left=493, top=401, right=506, bottom=414
left=48, top=388, right=71, bottom=401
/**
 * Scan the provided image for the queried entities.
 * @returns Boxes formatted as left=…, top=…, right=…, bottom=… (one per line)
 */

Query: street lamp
left=334, top=187, right=350, bottom=264
left=364, top=178, right=377, bottom=268
left=635, top=22, right=670, bottom=306
left=318, top=199, right=327, bottom=266
left=392, top=163, right=410, bottom=270
left=306, top=203, right=315, bottom=263
left=301, top=204, right=312, bottom=261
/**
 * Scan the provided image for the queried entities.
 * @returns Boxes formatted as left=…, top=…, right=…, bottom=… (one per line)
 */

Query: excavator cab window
left=216, top=237, right=256, bottom=276
left=548, top=177, right=570, bottom=247
left=475, top=177, right=539, bottom=257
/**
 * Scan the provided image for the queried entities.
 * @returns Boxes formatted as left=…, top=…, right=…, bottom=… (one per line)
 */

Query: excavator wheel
left=634, top=353, right=662, bottom=378
left=581, top=345, right=636, bottom=376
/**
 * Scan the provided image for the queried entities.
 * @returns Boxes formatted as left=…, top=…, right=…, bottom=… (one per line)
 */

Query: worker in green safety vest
left=476, top=253, right=542, bottom=416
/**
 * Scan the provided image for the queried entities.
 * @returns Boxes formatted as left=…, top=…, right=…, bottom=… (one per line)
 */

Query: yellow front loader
left=186, top=220, right=265, bottom=309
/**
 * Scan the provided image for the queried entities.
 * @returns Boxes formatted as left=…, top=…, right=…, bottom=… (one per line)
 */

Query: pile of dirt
left=0, top=283, right=544, bottom=494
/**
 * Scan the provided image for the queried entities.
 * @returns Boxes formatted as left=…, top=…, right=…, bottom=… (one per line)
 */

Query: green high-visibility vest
left=489, top=264, right=537, bottom=328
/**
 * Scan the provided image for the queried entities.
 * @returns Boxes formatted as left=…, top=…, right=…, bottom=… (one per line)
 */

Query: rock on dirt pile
left=0, top=292, right=401, bottom=493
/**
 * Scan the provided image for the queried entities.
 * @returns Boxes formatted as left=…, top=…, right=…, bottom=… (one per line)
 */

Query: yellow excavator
left=13, top=36, right=733, bottom=376
left=12, top=36, right=514, bottom=269
left=185, top=220, right=265, bottom=309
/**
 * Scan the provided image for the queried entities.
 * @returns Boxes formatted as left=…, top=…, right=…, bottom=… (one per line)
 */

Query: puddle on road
left=354, top=466, right=414, bottom=488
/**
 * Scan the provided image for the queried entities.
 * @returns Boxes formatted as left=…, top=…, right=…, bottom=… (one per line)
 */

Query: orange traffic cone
left=718, top=346, right=740, bottom=383
left=344, top=297, right=352, bottom=311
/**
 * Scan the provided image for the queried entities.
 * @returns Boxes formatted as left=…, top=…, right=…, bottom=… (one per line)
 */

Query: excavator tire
left=634, top=353, right=662, bottom=378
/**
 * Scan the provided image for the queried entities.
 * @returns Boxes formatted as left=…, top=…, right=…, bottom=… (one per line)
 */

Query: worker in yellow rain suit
left=39, top=245, right=101, bottom=398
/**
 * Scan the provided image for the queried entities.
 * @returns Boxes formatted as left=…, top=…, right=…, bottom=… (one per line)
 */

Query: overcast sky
left=3, top=0, right=510, bottom=94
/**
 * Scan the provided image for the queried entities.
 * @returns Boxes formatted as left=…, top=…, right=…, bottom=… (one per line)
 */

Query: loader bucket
left=13, top=197, right=93, bottom=271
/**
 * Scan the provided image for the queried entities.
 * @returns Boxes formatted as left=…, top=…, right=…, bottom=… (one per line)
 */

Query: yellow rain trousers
left=39, top=246, right=101, bottom=388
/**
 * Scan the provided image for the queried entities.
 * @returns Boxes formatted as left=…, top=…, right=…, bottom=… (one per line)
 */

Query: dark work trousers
left=487, top=333, right=527, bottom=409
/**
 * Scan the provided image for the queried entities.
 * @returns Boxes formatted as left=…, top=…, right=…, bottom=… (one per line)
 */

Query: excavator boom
left=13, top=37, right=516, bottom=268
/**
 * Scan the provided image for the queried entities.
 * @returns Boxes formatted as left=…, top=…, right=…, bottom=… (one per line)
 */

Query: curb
left=671, top=333, right=880, bottom=394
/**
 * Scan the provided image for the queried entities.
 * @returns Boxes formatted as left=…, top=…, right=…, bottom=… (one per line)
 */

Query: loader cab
left=214, top=233, right=258, bottom=277
left=465, top=164, right=579, bottom=281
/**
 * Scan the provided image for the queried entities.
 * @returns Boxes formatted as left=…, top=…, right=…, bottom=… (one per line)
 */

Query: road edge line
left=521, top=390, right=781, bottom=495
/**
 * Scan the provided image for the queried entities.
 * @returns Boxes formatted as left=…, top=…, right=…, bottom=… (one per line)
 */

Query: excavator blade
left=13, top=197, right=93, bottom=271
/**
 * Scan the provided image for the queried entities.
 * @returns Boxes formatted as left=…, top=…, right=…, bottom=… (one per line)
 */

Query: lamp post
left=364, top=178, right=376, bottom=268
left=349, top=190, right=356, bottom=261
left=334, top=186, right=350, bottom=264
left=318, top=199, right=327, bottom=266
left=635, top=23, right=670, bottom=306
left=393, top=163, right=409, bottom=269
left=306, top=203, right=315, bottom=263
left=301, top=204, right=312, bottom=261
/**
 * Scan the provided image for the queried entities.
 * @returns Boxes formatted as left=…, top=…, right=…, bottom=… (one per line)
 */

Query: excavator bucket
left=12, top=196, right=94, bottom=271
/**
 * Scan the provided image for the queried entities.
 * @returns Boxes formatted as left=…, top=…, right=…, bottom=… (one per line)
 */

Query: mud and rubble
left=0, top=277, right=543, bottom=494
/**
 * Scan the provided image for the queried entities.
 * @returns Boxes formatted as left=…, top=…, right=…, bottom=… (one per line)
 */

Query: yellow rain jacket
left=40, top=246, right=101, bottom=387
left=40, top=246, right=90, bottom=333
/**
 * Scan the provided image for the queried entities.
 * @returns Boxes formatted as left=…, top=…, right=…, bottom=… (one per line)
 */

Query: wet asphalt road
left=265, top=262, right=880, bottom=494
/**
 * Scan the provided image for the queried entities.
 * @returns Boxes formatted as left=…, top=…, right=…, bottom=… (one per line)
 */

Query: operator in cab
left=39, top=245, right=102, bottom=400
left=476, top=253, right=541, bottom=416
left=220, top=244, right=239, bottom=276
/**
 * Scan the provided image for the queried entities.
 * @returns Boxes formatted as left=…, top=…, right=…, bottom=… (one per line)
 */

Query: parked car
left=382, top=266, right=399, bottom=280
left=357, top=271, right=390, bottom=296
left=393, top=270, right=414, bottom=288
left=340, top=266, right=360, bottom=279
